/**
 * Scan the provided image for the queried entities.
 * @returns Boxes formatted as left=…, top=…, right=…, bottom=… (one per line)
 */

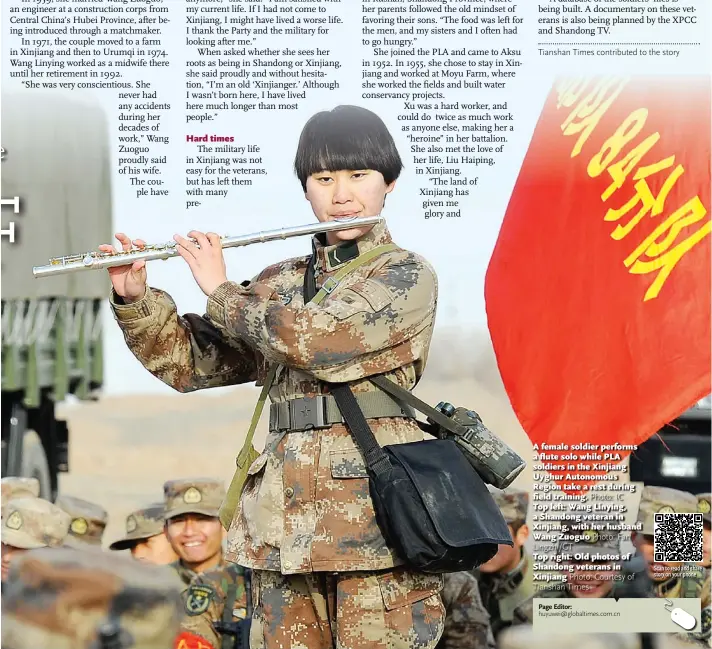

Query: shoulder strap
left=368, top=374, right=470, bottom=439
left=301, top=244, right=399, bottom=477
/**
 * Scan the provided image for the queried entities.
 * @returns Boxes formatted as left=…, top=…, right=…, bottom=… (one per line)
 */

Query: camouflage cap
left=109, top=503, right=167, bottom=551
left=488, top=486, right=528, bottom=524
left=1, top=546, right=184, bottom=649
left=1, top=497, right=71, bottom=549
left=696, top=492, right=711, bottom=525
left=54, top=495, right=108, bottom=546
left=558, top=519, right=620, bottom=556
left=1, top=477, right=41, bottom=513
left=637, top=486, right=698, bottom=535
left=163, top=478, right=225, bottom=520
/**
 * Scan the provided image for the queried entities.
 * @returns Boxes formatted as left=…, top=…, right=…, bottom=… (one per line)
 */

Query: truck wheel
left=21, top=430, right=52, bottom=500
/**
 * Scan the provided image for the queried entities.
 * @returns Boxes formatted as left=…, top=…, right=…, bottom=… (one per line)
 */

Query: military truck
left=1, top=91, right=112, bottom=500
left=629, top=395, right=712, bottom=496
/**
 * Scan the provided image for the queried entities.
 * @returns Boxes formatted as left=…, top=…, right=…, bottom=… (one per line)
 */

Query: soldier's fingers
left=187, top=230, right=210, bottom=251
left=115, top=233, right=133, bottom=252
left=133, top=239, right=147, bottom=249
left=98, top=244, right=114, bottom=253
left=174, top=235, right=197, bottom=259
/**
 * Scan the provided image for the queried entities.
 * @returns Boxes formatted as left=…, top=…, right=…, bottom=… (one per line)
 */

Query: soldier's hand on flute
left=98, top=233, right=148, bottom=303
left=173, top=230, right=228, bottom=297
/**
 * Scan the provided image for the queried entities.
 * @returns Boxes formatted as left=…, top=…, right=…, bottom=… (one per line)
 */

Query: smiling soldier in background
left=163, top=478, right=227, bottom=587
left=55, top=494, right=109, bottom=548
left=109, top=502, right=179, bottom=565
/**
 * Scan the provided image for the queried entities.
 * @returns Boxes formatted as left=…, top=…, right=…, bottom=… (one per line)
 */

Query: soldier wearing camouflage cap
left=1, top=546, right=184, bottom=649
left=109, top=502, right=178, bottom=565
left=474, top=488, right=533, bottom=639
left=616, top=486, right=707, bottom=600
left=1, top=477, right=40, bottom=516
left=163, top=478, right=226, bottom=586
left=55, top=494, right=108, bottom=547
left=1, top=497, right=71, bottom=583
left=536, top=519, right=622, bottom=600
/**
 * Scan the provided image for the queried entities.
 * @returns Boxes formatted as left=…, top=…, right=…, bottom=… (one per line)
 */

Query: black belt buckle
left=289, top=395, right=329, bottom=431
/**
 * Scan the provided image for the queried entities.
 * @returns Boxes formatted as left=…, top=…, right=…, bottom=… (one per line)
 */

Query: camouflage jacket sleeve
left=205, top=250, right=437, bottom=380
left=110, top=287, right=261, bottom=393
left=438, top=572, right=496, bottom=649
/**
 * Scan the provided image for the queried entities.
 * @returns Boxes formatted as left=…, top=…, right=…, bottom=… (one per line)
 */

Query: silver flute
left=32, top=216, right=383, bottom=279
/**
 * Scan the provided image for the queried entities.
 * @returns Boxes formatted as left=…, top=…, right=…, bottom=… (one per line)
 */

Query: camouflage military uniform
left=110, top=222, right=444, bottom=648
left=181, top=562, right=251, bottom=649
left=1, top=477, right=40, bottom=515
left=1, top=546, right=183, bottom=648
left=475, top=488, right=533, bottom=638
left=164, top=478, right=227, bottom=587
left=55, top=494, right=108, bottom=547
left=437, top=571, right=495, bottom=649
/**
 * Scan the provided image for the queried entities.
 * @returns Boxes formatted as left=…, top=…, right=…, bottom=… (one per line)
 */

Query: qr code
left=653, top=513, right=703, bottom=562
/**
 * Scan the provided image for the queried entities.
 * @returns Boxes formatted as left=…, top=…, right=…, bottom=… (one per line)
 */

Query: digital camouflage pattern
left=437, top=408, right=525, bottom=489
left=54, top=494, right=108, bottom=546
left=2, top=497, right=71, bottom=549
left=476, top=550, right=533, bottom=639
left=1, top=477, right=40, bottom=513
left=697, top=493, right=711, bottom=525
left=488, top=487, right=528, bottom=525
left=111, top=222, right=438, bottom=573
left=636, top=486, right=699, bottom=535
left=180, top=562, right=250, bottom=649
left=250, top=566, right=444, bottom=649
left=1, top=546, right=184, bottom=649
left=164, top=478, right=225, bottom=519
left=109, top=502, right=166, bottom=551
left=437, top=571, right=495, bottom=649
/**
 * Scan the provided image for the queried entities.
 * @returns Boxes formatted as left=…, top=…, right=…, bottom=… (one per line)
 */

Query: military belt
left=269, top=392, right=415, bottom=432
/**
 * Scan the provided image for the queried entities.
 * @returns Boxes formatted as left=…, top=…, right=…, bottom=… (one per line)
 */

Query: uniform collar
left=311, top=220, right=392, bottom=273
left=486, top=548, right=528, bottom=595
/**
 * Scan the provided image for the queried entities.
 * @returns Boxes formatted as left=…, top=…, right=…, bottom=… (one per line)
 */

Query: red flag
left=485, top=77, right=711, bottom=493
left=174, top=631, right=215, bottom=649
